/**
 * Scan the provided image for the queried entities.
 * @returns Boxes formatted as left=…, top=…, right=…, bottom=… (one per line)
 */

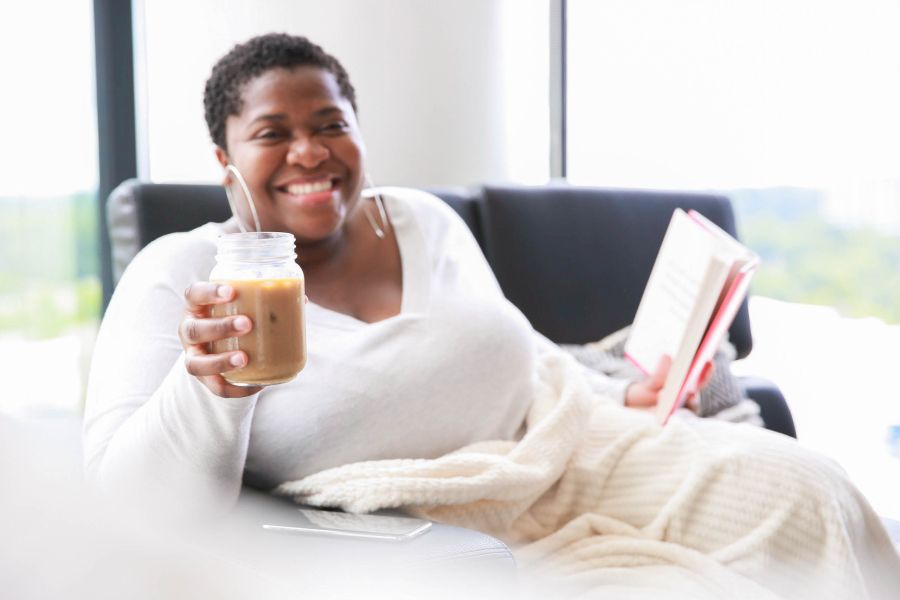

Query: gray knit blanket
left=559, top=326, right=763, bottom=426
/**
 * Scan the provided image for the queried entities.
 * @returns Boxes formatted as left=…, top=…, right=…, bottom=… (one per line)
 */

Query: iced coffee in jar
left=210, top=232, right=306, bottom=386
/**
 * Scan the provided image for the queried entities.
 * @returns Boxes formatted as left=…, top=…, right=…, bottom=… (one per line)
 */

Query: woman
left=83, top=33, right=898, bottom=598
left=84, top=32, right=675, bottom=496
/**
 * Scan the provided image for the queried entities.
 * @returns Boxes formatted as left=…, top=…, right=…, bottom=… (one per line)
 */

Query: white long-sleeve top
left=83, top=188, right=629, bottom=511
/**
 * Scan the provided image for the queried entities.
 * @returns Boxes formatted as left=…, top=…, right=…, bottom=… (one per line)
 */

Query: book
left=624, top=208, right=759, bottom=425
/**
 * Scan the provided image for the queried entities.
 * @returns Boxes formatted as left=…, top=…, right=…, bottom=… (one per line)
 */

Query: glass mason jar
left=209, top=232, right=307, bottom=386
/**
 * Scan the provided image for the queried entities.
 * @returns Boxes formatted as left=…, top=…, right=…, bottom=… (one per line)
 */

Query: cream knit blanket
left=275, top=345, right=899, bottom=599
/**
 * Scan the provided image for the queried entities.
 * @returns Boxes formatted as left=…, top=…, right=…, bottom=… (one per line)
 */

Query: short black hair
left=203, top=33, right=357, bottom=151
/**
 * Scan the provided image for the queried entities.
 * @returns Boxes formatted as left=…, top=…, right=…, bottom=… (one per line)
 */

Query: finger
left=626, top=383, right=659, bottom=407
left=179, top=315, right=252, bottom=346
left=686, top=391, right=700, bottom=412
left=649, top=355, right=672, bottom=389
left=699, top=361, right=715, bottom=388
left=183, top=282, right=235, bottom=313
left=185, top=348, right=249, bottom=377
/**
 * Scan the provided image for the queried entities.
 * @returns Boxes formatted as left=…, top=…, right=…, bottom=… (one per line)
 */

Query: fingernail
left=218, top=285, right=233, bottom=299
left=229, top=353, right=246, bottom=367
left=233, top=316, right=251, bottom=331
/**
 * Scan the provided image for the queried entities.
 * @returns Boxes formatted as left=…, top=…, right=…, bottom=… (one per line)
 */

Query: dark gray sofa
left=107, top=180, right=795, bottom=437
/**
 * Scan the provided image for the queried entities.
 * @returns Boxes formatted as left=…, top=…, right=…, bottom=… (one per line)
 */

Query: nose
left=287, top=135, right=330, bottom=168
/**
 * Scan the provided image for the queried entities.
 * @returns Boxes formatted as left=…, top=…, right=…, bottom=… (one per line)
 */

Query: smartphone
left=262, top=508, right=432, bottom=542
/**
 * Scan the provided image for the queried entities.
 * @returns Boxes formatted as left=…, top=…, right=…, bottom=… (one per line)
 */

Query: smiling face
left=216, top=66, right=366, bottom=246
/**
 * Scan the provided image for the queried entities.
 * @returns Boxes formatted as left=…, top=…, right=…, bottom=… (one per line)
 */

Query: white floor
left=3, top=297, right=899, bottom=519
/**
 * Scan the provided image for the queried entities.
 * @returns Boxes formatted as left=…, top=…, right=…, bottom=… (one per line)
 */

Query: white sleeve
left=532, top=331, right=631, bottom=405
left=82, top=235, right=257, bottom=516
left=403, top=188, right=632, bottom=406
left=397, top=187, right=504, bottom=298
left=444, top=212, right=505, bottom=298
left=395, top=191, right=634, bottom=405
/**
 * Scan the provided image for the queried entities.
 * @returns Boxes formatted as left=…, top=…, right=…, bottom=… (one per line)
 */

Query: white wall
left=135, top=0, right=549, bottom=187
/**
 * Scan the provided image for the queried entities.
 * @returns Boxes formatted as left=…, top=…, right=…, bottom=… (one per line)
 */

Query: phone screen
left=262, top=508, right=432, bottom=542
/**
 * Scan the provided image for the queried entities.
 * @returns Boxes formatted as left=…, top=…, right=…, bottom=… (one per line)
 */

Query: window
left=567, top=0, right=900, bottom=518
left=0, top=1, right=100, bottom=416
left=133, top=0, right=549, bottom=186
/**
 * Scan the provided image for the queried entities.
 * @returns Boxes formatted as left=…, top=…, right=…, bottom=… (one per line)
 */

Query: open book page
left=672, top=260, right=758, bottom=418
left=652, top=256, right=734, bottom=424
left=657, top=210, right=760, bottom=422
left=623, top=208, right=759, bottom=425
left=687, top=209, right=757, bottom=264
left=624, top=209, right=719, bottom=375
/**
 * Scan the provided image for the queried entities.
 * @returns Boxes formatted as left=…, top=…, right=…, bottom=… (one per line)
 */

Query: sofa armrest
left=739, top=376, right=797, bottom=438
left=218, top=487, right=516, bottom=594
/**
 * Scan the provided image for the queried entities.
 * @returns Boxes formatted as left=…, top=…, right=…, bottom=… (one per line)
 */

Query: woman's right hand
left=178, top=282, right=262, bottom=398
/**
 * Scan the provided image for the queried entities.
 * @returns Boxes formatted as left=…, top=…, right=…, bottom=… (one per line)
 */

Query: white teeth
left=286, top=181, right=332, bottom=196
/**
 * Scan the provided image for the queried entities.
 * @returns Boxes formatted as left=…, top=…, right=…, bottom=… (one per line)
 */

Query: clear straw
left=224, top=164, right=262, bottom=233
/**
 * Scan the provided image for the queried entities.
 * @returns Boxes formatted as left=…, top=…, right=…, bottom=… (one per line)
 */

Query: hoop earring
left=361, top=174, right=390, bottom=240
left=223, top=164, right=261, bottom=233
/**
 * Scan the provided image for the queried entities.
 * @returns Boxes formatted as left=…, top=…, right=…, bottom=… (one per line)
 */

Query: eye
left=318, top=121, right=349, bottom=135
left=253, top=128, right=286, bottom=141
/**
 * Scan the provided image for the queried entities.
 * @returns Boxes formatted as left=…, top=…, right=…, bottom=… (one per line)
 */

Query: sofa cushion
left=423, top=186, right=487, bottom=255
left=478, top=184, right=753, bottom=357
left=107, top=181, right=231, bottom=282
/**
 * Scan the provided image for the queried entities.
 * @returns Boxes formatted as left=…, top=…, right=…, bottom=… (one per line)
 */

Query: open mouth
left=284, top=180, right=334, bottom=196
left=277, top=178, right=339, bottom=204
